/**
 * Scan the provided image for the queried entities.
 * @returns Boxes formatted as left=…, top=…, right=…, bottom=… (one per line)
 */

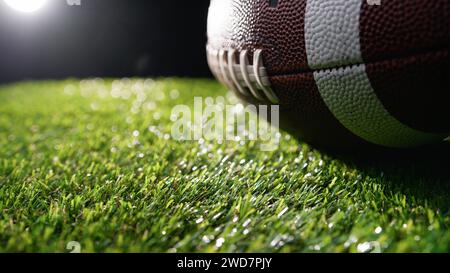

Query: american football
left=207, top=0, right=450, bottom=150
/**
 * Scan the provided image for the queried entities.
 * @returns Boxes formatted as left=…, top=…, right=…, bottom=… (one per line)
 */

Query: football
left=206, top=0, right=450, bottom=150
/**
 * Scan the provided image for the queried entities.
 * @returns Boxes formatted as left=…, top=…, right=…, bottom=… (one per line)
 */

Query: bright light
left=4, top=0, right=48, bottom=13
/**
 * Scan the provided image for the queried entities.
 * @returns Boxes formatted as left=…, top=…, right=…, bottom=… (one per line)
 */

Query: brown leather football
left=206, top=0, right=450, bottom=150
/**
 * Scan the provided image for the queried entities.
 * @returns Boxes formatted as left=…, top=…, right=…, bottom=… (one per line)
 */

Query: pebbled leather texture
left=360, top=0, right=450, bottom=63
left=207, top=0, right=309, bottom=75
left=207, top=0, right=450, bottom=150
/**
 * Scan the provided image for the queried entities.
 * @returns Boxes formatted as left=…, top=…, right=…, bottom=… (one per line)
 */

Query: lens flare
left=4, top=0, right=48, bottom=13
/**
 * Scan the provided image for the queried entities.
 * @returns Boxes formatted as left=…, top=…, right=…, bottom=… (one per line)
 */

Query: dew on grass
left=153, top=89, right=166, bottom=101
left=168, top=248, right=177, bottom=253
left=375, top=227, right=383, bottom=234
left=202, top=235, right=214, bottom=244
left=277, top=207, right=289, bottom=218
left=144, top=79, right=155, bottom=88
left=230, top=228, right=238, bottom=236
left=212, top=212, right=222, bottom=221
left=64, top=84, right=77, bottom=96
left=90, top=103, right=99, bottom=111
left=126, top=117, right=133, bottom=124
left=270, top=236, right=285, bottom=248
left=215, top=237, right=225, bottom=248
left=121, top=90, right=132, bottom=100
left=344, top=235, right=358, bottom=248
left=242, top=219, right=251, bottom=227
left=128, top=140, right=141, bottom=148
left=170, top=89, right=180, bottom=99
left=144, top=102, right=156, bottom=112
left=111, top=85, right=122, bottom=98
left=153, top=112, right=161, bottom=120
left=131, top=105, right=141, bottom=115
left=357, top=242, right=372, bottom=253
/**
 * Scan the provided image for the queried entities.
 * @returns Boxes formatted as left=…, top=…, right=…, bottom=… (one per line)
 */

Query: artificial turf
left=0, top=78, right=449, bottom=253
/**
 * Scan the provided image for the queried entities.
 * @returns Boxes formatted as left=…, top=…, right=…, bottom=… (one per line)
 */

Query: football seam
left=268, top=46, right=449, bottom=77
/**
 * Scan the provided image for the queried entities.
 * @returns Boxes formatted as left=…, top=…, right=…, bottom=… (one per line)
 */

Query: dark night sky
left=0, top=0, right=212, bottom=83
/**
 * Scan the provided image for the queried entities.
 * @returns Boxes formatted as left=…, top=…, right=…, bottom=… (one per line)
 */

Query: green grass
left=0, top=78, right=449, bottom=253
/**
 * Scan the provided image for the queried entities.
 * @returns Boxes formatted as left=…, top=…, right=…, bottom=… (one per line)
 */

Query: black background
left=0, top=253, right=442, bottom=272
left=0, top=0, right=212, bottom=83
